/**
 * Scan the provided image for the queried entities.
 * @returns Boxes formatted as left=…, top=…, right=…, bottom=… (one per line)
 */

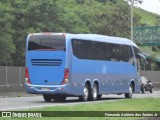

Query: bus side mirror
left=141, top=57, right=146, bottom=64
left=137, top=53, right=146, bottom=63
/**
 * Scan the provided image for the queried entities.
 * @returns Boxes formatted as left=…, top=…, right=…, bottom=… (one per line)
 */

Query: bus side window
left=137, top=53, right=146, bottom=71
left=129, top=46, right=134, bottom=65
left=137, top=55, right=141, bottom=72
left=133, top=47, right=141, bottom=73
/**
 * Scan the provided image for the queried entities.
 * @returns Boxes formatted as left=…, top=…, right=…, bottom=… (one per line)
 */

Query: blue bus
left=25, top=33, right=143, bottom=102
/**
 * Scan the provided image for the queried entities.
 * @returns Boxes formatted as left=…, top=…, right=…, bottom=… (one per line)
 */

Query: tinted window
left=28, top=35, right=65, bottom=51
left=72, top=39, right=134, bottom=63
left=133, top=47, right=141, bottom=71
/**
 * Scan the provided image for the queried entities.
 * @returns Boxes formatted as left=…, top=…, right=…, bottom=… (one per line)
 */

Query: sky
left=136, top=0, right=160, bottom=15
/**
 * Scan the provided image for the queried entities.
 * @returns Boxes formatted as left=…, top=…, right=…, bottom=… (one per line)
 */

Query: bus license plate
left=42, top=88, right=49, bottom=91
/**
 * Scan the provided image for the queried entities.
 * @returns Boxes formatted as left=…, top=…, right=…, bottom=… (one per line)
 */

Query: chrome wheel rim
left=93, top=86, right=97, bottom=99
left=129, top=86, right=133, bottom=96
left=83, top=86, right=88, bottom=100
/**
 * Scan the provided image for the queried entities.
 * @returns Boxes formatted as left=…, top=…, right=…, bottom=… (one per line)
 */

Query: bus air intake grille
left=31, top=59, right=62, bottom=66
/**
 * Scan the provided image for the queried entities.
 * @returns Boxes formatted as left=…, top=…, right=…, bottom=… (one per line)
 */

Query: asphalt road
left=0, top=91, right=160, bottom=111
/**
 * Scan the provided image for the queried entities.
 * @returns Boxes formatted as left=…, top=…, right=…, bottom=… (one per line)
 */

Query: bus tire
left=124, top=84, right=133, bottom=99
left=97, top=94, right=102, bottom=99
left=79, top=84, right=89, bottom=101
left=43, top=94, right=52, bottom=102
left=89, top=83, right=98, bottom=101
left=52, top=95, right=66, bottom=102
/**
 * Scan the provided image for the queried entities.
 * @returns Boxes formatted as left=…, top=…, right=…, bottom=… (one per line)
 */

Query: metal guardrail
left=0, top=66, right=25, bottom=87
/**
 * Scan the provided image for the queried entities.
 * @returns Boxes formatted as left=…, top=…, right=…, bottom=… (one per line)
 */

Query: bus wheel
left=79, top=84, right=89, bottom=101
left=52, top=95, right=66, bottom=102
left=43, top=94, right=52, bottom=102
left=97, top=94, right=102, bottom=99
left=89, top=83, right=98, bottom=101
left=124, top=85, right=133, bottom=99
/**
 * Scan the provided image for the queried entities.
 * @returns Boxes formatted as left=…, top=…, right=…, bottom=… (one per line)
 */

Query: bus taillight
left=61, top=68, right=69, bottom=85
left=25, top=67, right=31, bottom=84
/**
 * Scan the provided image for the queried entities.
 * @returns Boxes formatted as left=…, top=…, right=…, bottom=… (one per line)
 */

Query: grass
left=32, top=98, right=160, bottom=111
left=1, top=98, right=160, bottom=120
left=134, top=6, right=159, bottom=26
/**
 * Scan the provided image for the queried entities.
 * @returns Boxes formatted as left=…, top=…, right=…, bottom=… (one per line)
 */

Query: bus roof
left=28, top=32, right=67, bottom=36
left=27, top=33, right=138, bottom=48
left=71, top=34, right=138, bottom=48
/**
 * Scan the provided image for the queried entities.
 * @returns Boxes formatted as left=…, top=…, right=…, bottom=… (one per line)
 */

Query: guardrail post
left=19, top=67, right=22, bottom=87
left=5, top=66, right=9, bottom=87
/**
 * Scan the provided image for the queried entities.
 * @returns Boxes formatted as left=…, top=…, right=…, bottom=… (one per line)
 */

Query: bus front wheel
left=97, top=94, right=102, bottom=99
left=124, top=84, right=133, bottom=99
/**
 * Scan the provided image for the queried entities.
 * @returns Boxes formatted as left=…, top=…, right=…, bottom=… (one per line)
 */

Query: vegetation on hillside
left=0, top=0, right=160, bottom=67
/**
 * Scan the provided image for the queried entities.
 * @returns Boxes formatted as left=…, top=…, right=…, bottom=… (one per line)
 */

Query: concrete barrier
left=153, top=82, right=160, bottom=90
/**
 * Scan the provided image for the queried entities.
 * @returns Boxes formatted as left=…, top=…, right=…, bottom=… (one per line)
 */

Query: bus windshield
left=28, top=35, right=65, bottom=51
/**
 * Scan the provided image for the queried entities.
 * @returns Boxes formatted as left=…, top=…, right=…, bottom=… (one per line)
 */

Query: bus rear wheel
left=125, top=84, right=133, bottom=99
left=89, top=83, right=98, bottom=101
left=52, top=95, right=66, bottom=102
left=79, top=84, right=89, bottom=101
left=43, top=94, right=52, bottom=102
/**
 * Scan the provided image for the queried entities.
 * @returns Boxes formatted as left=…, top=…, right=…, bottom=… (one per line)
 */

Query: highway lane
left=0, top=91, right=160, bottom=111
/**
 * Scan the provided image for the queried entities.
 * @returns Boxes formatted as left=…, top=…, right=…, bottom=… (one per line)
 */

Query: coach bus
left=25, top=33, right=144, bottom=102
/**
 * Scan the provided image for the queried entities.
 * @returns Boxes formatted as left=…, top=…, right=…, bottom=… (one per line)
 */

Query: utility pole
left=131, top=0, right=134, bottom=42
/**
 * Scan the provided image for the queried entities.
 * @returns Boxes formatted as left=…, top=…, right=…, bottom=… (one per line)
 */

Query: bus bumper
left=25, top=83, right=70, bottom=95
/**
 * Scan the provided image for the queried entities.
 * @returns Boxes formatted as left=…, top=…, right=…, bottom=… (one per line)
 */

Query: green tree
left=0, top=2, right=15, bottom=65
left=0, top=0, right=159, bottom=66
left=10, top=0, right=60, bottom=66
